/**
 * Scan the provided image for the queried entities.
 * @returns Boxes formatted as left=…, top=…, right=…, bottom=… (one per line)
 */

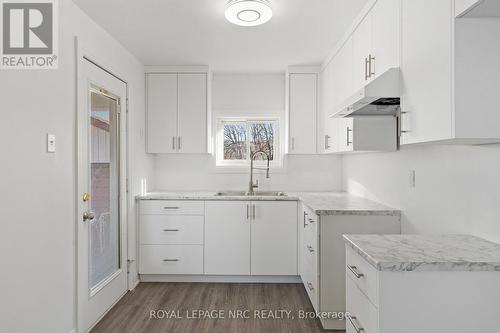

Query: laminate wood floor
left=91, top=283, right=341, bottom=333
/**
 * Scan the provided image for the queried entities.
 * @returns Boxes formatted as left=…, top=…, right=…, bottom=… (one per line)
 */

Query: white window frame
left=216, top=117, right=283, bottom=168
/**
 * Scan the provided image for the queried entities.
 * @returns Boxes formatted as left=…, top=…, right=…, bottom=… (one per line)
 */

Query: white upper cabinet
left=146, top=74, right=178, bottom=154
left=146, top=70, right=208, bottom=154
left=288, top=72, right=318, bottom=154
left=352, top=0, right=400, bottom=91
left=178, top=73, right=207, bottom=154
left=371, top=0, right=401, bottom=80
left=400, top=0, right=500, bottom=144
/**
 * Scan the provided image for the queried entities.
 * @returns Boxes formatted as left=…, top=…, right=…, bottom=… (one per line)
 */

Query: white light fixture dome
left=225, top=0, right=273, bottom=27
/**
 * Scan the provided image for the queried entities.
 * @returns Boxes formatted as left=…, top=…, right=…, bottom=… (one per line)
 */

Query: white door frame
left=75, top=37, right=130, bottom=333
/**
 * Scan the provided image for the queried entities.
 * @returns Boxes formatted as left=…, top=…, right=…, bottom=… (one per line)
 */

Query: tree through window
left=219, top=119, right=279, bottom=166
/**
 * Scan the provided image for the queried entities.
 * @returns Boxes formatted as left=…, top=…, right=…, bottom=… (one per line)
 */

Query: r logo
left=2, top=2, right=53, bottom=54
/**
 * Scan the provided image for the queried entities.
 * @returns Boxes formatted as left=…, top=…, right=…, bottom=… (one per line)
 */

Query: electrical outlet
left=409, top=170, right=416, bottom=188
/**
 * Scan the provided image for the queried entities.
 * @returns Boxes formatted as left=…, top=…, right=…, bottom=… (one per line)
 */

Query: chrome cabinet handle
left=172, top=136, right=176, bottom=150
left=348, top=315, right=365, bottom=332
left=163, top=259, right=180, bottom=262
left=246, top=204, right=250, bottom=220
left=399, top=109, right=410, bottom=136
left=252, top=204, right=256, bottom=219
left=368, top=54, right=375, bottom=78
left=307, top=245, right=314, bottom=253
left=178, top=136, right=181, bottom=150
left=163, top=206, right=180, bottom=210
left=324, top=135, right=331, bottom=150
left=347, top=265, right=364, bottom=278
left=163, top=229, right=180, bottom=232
left=307, top=282, right=314, bottom=291
left=346, top=127, right=353, bottom=146
left=303, top=211, right=308, bottom=228
left=83, top=211, right=95, bottom=222
left=365, top=57, right=370, bottom=80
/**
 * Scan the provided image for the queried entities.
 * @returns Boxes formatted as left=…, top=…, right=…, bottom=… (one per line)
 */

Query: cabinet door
left=251, top=201, right=298, bottom=275
left=289, top=73, right=317, bottom=154
left=205, top=201, right=250, bottom=275
left=352, top=13, right=372, bottom=91
left=371, top=0, right=400, bottom=80
left=400, top=0, right=453, bottom=144
left=146, top=73, right=178, bottom=153
left=178, top=73, right=207, bottom=154
left=334, top=37, right=354, bottom=111
left=335, top=118, right=354, bottom=153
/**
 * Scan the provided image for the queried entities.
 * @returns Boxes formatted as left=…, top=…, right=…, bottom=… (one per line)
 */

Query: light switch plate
left=47, top=134, right=56, bottom=153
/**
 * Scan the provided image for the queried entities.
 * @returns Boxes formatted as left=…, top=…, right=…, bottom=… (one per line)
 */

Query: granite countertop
left=343, top=234, right=500, bottom=272
left=136, top=191, right=400, bottom=216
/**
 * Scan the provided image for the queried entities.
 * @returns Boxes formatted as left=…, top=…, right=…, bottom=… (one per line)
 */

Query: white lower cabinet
left=205, top=200, right=298, bottom=276
left=204, top=201, right=251, bottom=275
left=345, top=245, right=500, bottom=333
left=299, top=204, right=400, bottom=330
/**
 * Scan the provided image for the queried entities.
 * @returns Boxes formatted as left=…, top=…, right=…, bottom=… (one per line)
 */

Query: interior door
left=77, top=59, right=128, bottom=332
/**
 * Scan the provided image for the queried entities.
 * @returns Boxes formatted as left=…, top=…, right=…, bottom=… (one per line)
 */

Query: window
left=217, top=118, right=281, bottom=167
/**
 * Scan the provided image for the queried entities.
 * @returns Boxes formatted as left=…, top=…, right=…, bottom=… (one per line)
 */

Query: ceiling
left=73, top=0, right=368, bottom=72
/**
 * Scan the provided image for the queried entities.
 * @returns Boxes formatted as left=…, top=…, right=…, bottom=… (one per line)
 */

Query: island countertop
left=136, top=191, right=400, bottom=216
left=343, top=234, right=500, bottom=272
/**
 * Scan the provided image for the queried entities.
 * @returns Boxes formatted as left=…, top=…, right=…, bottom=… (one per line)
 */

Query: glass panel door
left=89, top=90, right=120, bottom=291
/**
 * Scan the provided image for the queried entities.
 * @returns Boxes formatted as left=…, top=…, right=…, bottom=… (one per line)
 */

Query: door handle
left=324, top=135, right=331, bottom=150
left=83, top=211, right=95, bottom=222
left=346, top=127, right=353, bottom=146
left=365, top=57, right=370, bottom=81
left=178, top=136, right=181, bottom=150
left=252, top=204, right=256, bottom=220
left=172, top=136, right=176, bottom=150
left=368, top=54, right=376, bottom=78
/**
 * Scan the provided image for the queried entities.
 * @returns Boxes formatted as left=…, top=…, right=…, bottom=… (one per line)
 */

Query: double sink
left=214, top=191, right=287, bottom=197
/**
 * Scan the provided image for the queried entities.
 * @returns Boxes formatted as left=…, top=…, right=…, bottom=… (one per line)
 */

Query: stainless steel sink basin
left=214, top=191, right=287, bottom=197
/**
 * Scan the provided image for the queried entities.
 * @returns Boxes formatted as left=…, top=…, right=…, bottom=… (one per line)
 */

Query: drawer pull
left=163, top=206, right=180, bottom=210
left=347, top=265, right=364, bottom=278
left=307, top=245, right=314, bottom=253
left=307, top=282, right=314, bottom=291
left=162, top=229, right=180, bottom=232
left=163, top=259, right=180, bottom=262
left=348, top=315, right=365, bottom=332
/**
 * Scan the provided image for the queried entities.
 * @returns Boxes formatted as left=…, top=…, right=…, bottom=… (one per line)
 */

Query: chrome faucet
left=248, top=151, right=270, bottom=195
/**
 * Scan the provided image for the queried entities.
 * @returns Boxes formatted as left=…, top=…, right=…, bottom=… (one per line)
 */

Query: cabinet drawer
left=303, top=271, right=319, bottom=312
left=346, top=277, right=378, bottom=333
left=140, top=200, right=204, bottom=215
left=140, top=215, right=203, bottom=245
left=139, top=245, right=203, bottom=274
left=346, top=246, right=379, bottom=305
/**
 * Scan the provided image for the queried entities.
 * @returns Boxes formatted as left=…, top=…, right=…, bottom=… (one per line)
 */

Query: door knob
left=83, top=211, right=95, bottom=222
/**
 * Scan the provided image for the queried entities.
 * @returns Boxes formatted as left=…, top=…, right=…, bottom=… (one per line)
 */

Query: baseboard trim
left=139, top=274, right=301, bottom=283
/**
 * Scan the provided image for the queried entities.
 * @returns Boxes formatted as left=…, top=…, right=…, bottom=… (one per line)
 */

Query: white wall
left=0, top=1, right=153, bottom=332
left=343, top=144, right=500, bottom=243
left=152, top=73, right=342, bottom=192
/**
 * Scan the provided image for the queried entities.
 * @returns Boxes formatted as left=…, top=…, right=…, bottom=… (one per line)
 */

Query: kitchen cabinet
left=146, top=72, right=207, bottom=154
left=138, top=201, right=205, bottom=275
left=205, top=200, right=298, bottom=276
left=334, top=117, right=397, bottom=153
left=352, top=0, right=400, bottom=91
left=400, top=0, right=500, bottom=144
left=299, top=204, right=400, bottom=330
left=251, top=201, right=298, bottom=276
left=205, top=201, right=251, bottom=275
left=288, top=72, right=318, bottom=154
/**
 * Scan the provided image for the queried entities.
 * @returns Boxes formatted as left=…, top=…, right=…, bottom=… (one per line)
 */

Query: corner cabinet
left=146, top=68, right=208, bottom=154
left=299, top=204, right=400, bottom=330
left=287, top=68, right=319, bottom=154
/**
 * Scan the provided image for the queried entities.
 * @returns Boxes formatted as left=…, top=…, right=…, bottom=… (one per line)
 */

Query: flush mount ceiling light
left=225, top=0, right=273, bottom=27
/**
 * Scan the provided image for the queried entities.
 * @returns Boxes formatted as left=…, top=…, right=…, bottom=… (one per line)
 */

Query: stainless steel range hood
left=332, top=67, right=400, bottom=118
